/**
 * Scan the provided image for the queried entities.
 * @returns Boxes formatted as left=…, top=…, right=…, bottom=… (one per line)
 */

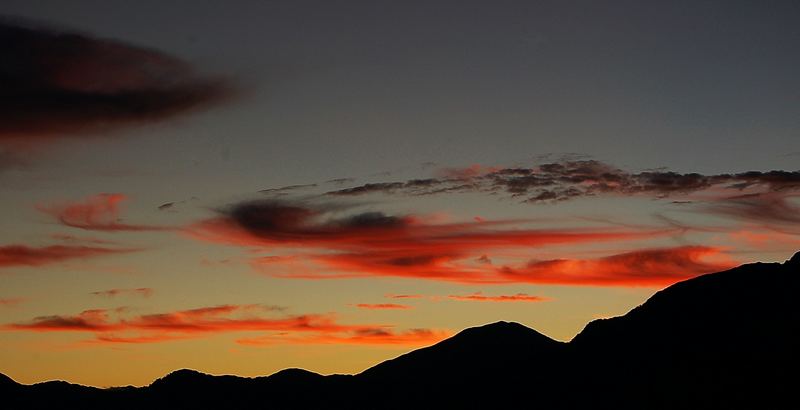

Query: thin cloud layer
left=39, top=193, right=172, bottom=232
left=0, top=298, right=24, bottom=308
left=354, top=303, right=411, bottom=310
left=90, top=288, right=153, bottom=298
left=447, top=293, right=548, bottom=302
left=704, top=192, right=800, bottom=233
left=327, top=160, right=800, bottom=204
left=0, top=244, right=137, bottom=269
left=236, top=327, right=445, bottom=346
left=4, top=304, right=446, bottom=346
left=0, top=18, right=231, bottom=144
left=188, top=199, right=672, bottom=285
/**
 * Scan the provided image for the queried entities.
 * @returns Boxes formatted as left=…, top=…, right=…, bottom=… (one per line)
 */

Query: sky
left=1, top=0, right=799, bottom=387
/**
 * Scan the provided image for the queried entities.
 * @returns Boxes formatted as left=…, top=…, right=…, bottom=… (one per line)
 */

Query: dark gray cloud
left=0, top=17, right=232, bottom=143
left=326, top=160, right=800, bottom=204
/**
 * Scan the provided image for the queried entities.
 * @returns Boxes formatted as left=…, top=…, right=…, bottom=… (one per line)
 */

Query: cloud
left=236, top=327, right=447, bottom=346
left=704, top=192, right=800, bottom=233
left=90, top=288, right=153, bottom=298
left=38, top=193, right=173, bottom=232
left=498, top=246, right=733, bottom=287
left=0, top=244, right=138, bottom=268
left=0, top=18, right=232, bottom=145
left=259, top=183, right=318, bottom=195
left=0, top=298, right=24, bottom=308
left=188, top=199, right=668, bottom=285
left=447, top=293, right=548, bottom=302
left=50, top=233, right=119, bottom=245
left=385, top=294, right=423, bottom=299
left=326, top=160, right=800, bottom=204
left=4, top=304, right=446, bottom=346
left=354, top=303, right=411, bottom=310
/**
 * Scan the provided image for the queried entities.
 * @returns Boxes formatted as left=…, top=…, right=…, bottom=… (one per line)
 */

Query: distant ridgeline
left=4, top=252, right=799, bottom=410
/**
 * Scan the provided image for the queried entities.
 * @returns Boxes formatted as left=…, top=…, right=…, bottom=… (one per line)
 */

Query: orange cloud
left=499, top=246, right=734, bottom=287
left=0, top=244, right=137, bottom=268
left=236, top=328, right=448, bottom=346
left=189, top=199, right=672, bottom=285
left=447, top=293, right=548, bottom=302
left=38, top=193, right=173, bottom=232
left=354, top=303, right=411, bottom=310
left=4, top=304, right=443, bottom=346
left=728, top=229, right=800, bottom=250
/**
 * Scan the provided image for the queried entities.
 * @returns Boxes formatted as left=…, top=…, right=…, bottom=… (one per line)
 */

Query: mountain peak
left=150, top=369, right=210, bottom=387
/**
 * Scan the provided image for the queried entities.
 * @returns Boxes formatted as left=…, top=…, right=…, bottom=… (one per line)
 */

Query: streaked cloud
left=90, top=288, right=154, bottom=298
left=326, top=160, right=800, bottom=204
left=354, top=303, right=411, bottom=310
left=0, top=298, right=24, bottom=308
left=447, top=293, right=548, bottom=303
left=4, top=304, right=446, bottom=346
left=0, top=244, right=138, bottom=269
left=498, top=246, right=733, bottom=287
left=38, top=193, right=173, bottom=232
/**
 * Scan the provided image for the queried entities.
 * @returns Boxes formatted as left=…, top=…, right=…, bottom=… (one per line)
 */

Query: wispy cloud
left=236, top=327, right=446, bottom=346
left=354, top=303, right=411, bottom=310
left=498, top=246, right=733, bottom=287
left=38, top=193, right=173, bottom=232
left=385, top=294, right=423, bottom=299
left=0, top=298, right=24, bottom=308
left=704, top=192, right=800, bottom=233
left=0, top=244, right=138, bottom=269
left=447, top=293, right=548, bottom=302
left=90, top=288, right=154, bottom=298
left=4, top=304, right=446, bottom=346
left=326, top=159, right=800, bottom=205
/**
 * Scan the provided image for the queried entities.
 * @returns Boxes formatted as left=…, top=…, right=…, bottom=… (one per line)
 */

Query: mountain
left=3, top=252, right=798, bottom=409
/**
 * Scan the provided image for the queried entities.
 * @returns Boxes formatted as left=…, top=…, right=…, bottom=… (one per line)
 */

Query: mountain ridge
left=3, top=251, right=799, bottom=409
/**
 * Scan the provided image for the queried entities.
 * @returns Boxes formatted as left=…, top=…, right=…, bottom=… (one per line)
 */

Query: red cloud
left=5, top=304, right=445, bottom=347
left=38, top=193, right=172, bottom=232
left=354, top=303, right=411, bottom=310
left=189, top=200, right=672, bottom=286
left=0, top=244, right=137, bottom=268
left=499, top=246, right=734, bottom=287
left=448, top=293, right=548, bottom=302
left=90, top=288, right=153, bottom=298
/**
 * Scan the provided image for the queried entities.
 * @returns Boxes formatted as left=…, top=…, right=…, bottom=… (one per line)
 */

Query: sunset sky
left=1, top=1, right=799, bottom=387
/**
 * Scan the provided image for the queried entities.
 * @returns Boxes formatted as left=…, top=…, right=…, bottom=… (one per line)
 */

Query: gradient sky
left=1, top=0, right=799, bottom=387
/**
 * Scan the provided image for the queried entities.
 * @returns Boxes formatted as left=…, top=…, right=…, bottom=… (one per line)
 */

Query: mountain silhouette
left=3, top=252, right=798, bottom=409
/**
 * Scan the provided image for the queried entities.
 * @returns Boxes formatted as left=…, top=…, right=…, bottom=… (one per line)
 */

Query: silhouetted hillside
left=3, top=252, right=799, bottom=409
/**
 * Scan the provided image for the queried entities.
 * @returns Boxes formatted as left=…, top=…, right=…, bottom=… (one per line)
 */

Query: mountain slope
left=567, top=253, right=800, bottom=409
left=355, top=321, right=567, bottom=408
